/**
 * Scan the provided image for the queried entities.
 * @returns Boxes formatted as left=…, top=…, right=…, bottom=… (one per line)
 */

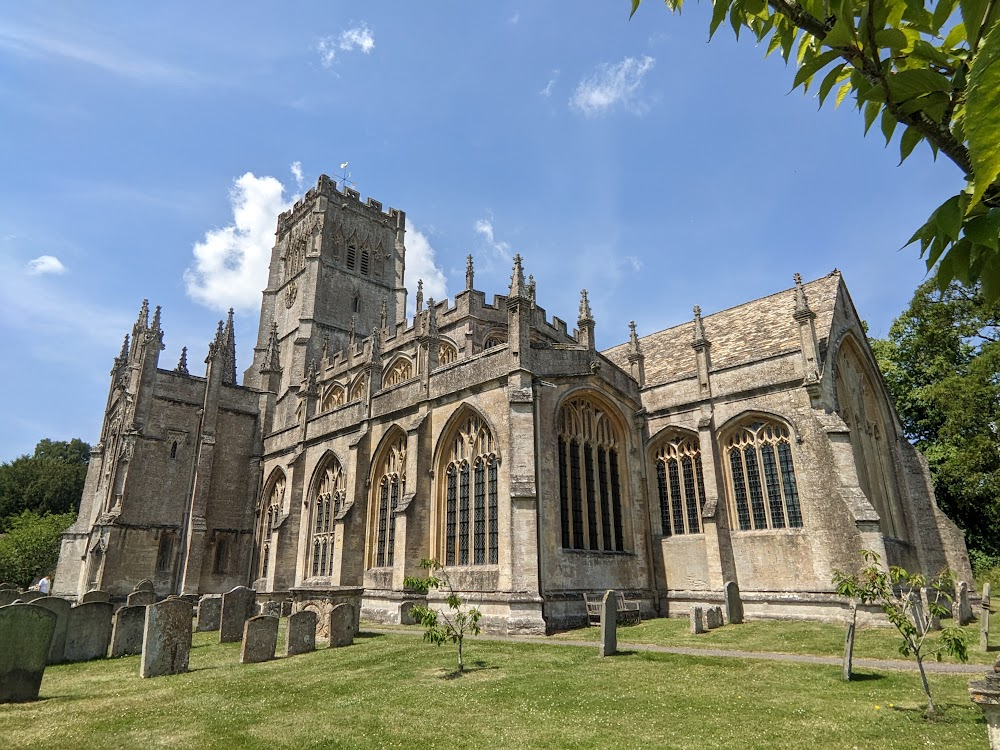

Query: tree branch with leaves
left=632, top=0, right=1000, bottom=298
left=403, top=559, right=483, bottom=673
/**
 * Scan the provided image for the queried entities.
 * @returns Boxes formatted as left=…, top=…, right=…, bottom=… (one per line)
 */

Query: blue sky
left=0, top=2, right=964, bottom=460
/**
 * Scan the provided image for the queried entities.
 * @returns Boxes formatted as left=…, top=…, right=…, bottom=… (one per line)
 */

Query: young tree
left=631, top=0, right=1000, bottom=298
left=833, top=550, right=968, bottom=717
left=870, top=279, right=1000, bottom=557
left=403, top=559, right=482, bottom=673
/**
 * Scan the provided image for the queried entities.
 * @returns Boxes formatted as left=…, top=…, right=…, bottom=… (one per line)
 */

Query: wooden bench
left=583, top=592, right=641, bottom=626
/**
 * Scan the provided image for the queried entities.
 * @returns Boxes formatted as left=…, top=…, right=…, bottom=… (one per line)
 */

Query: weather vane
left=339, top=161, right=356, bottom=190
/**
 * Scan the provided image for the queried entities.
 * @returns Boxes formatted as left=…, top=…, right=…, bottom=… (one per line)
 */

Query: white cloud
left=184, top=173, right=292, bottom=313
left=509, top=12, right=520, bottom=24
left=540, top=70, right=559, bottom=97
left=624, top=255, right=643, bottom=272
left=570, top=56, right=655, bottom=117
left=290, top=161, right=303, bottom=189
left=317, top=23, right=375, bottom=68
left=405, top=226, right=448, bottom=316
left=26, top=255, right=66, bottom=275
left=474, top=217, right=511, bottom=258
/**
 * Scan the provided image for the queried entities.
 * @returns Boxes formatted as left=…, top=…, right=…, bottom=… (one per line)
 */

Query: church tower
left=244, top=175, right=407, bottom=430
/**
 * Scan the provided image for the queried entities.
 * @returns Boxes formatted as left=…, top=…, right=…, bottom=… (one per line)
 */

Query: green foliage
left=869, top=279, right=1000, bottom=556
left=0, top=510, right=76, bottom=588
left=969, top=549, right=1000, bottom=589
left=403, top=558, right=482, bottom=672
left=0, top=438, right=90, bottom=528
left=631, top=0, right=1000, bottom=298
left=833, top=549, right=968, bottom=717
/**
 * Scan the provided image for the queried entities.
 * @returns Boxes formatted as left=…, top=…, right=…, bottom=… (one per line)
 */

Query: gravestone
left=690, top=607, right=704, bottom=635
left=0, top=603, right=56, bottom=702
left=241, top=615, right=278, bottom=664
left=133, top=579, right=155, bottom=593
left=110, top=605, right=147, bottom=658
left=127, top=591, right=156, bottom=607
left=31, top=596, right=71, bottom=664
left=920, top=587, right=942, bottom=630
left=64, top=602, right=113, bottom=662
left=843, top=602, right=857, bottom=681
left=197, top=595, right=222, bottom=632
left=705, top=606, right=723, bottom=630
left=399, top=600, right=418, bottom=625
left=260, top=601, right=281, bottom=618
left=220, top=586, right=256, bottom=643
left=328, top=603, right=355, bottom=647
left=599, top=590, right=617, bottom=657
left=957, top=581, right=974, bottom=626
left=81, top=589, right=110, bottom=604
left=18, top=591, right=45, bottom=603
left=140, top=599, right=192, bottom=678
left=285, top=610, right=317, bottom=656
left=724, top=581, right=744, bottom=625
left=0, top=590, right=19, bottom=607
left=968, top=655, right=1000, bottom=749
left=983, top=582, right=992, bottom=652
left=280, top=600, right=293, bottom=617
left=0, top=582, right=15, bottom=590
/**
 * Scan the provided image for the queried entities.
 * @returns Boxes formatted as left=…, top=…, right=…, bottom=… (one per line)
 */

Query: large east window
left=653, top=431, right=706, bottom=536
left=440, top=413, right=499, bottom=566
left=724, top=420, right=803, bottom=531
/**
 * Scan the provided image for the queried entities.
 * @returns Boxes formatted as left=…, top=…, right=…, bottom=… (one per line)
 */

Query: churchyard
left=1, top=593, right=995, bottom=749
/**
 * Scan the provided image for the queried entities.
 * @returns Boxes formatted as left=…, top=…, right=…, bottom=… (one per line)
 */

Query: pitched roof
left=602, top=271, right=842, bottom=386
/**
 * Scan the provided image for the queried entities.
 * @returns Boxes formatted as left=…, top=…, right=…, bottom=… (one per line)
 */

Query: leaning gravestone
left=328, top=603, right=355, bottom=648
left=285, top=610, right=317, bottom=656
left=0, top=590, right=19, bottom=607
left=220, top=587, right=256, bottom=643
left=0, top=603, right=56, bottom=702
left=133, top=579, right=155, bottom=593
left=724, top=581, right=744, bottom=625
left=241, top=615, right=278, bottom=664
left=81, top=589, right=110, bottom=605
left=140, top=599, right=192, bottom=678
left=197, top=595, right=222, bottom=632
left=399, top=600, right=418, bottom=625
left=110, top=605, right=147, bottom=658
left=31, top=596, right=71, bottom=664
left=958, top=581, right=975, bottom=626
left=705, top=606, right=723, bottom=630
left=983, top=582, right=992, bottom=651
left=127, top=590, right=156, bottom=607
left=599, top=590, right=617, bottom=658
left=690, top=606, right=705, bottom=635
left=64, top=602, right=113, bottom=662
left=18, top=591, right=46, bottom=604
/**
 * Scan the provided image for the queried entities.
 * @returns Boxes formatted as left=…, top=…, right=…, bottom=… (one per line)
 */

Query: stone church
left=55, top=174, right=972, bottom=632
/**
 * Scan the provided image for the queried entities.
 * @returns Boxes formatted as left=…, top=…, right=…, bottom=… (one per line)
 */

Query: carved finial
left=349, top=315, right=357, bottom=348
left=214, top=319, right=225, bottom=344
left=579, top=289, right=593, bottom=323
left=321, top=333, right=330, bottom=363
left=466, top=255, right=474, bottom=290
left=629, top=320, right=639, bottom=347
left=370, top=326, right=382, bottom=361
left=221, top=308, right=237, bottom=385
left=136, top=299, right=149, bottom=330
left=151, top=305, right=162, bottom=332
left=303, top=359, right=319, bottom=397
left=175, top=346, right=189, bottom=375
left=794, top=272, right=811, bottom=314
left=693, top=305, right=706, bottom=343
left=528, top=274, right=536, bottom=307
left=119, top=334, right=130, bottom=361
left=426, top=298, right=438, bottom=337
left=415, top=280, right=424, bottom=313
left=262, top=322, right=281, bottom=373
left=509, top=254, right=527, bottom=298
left=380, top=297, right=388, bottom=330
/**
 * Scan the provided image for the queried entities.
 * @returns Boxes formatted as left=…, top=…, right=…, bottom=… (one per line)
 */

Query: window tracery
left=723, top=419, right=803, bottom=531
left=557, top=395, right=626, bottom=551
left=439, top=342, right=458, bottom=365
left=383, top=358, right=413, bottom=388
left=349, top=376, right=366, bottom=403
left=652, top=431, right=706, bottom=536
left=483, top=333, right=506, bottom=350
left=256, top=473, right=285, bottom=579
left=321, top=383, right=346, bottom=411
left=310, top=457, right=346, bottom=577
left=369, top=434, right=405, bottom=568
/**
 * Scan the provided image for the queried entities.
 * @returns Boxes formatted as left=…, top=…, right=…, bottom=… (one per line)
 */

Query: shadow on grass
left=434, top=661, right=499, bottom=680
left=355, top=631, right=385, bottom=640
left=846, top=671, right=885, bottom=682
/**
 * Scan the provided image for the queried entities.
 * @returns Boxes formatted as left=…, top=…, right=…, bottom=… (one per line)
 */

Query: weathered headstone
left=599, top=590, right=618, bottom=657
left=285, top=610, right=317, bottom=656
left=983, top=582, right=992, bottom=652
left=0, top=590, right=19, bottom=607
left=328, top=603, right=355, bottom=647
left=133, top=579, right=155, bottom=593
left=724, top=580, right=744, bottom=625
left=921, top=587, right=942, bottom=631
left=64, top=602, right=113, bottom=662
left=968, top=655, right=1000, bottom=749
left=843, top=602, right=857, bottom=681
left=31, top=596, right=71, bottom=664
left=127, top=590, right=156, bottom=607
left=705, top=606, right=723, bottom=630
left=0, top=603, right=56, bottom=702
left=280, top=600, right=293, bottom=617
left=196, top=595, right=222, bottom=632
left=140, top=599, right=192, bottom=678
left=690, top=606, right=704, bottom=635
left=110, top=605, right=147, bottom=658
left=17, top=591, right=45, bottom=603
left=957, top=581, right=974, bottom=626
left=241, top=615, right=278, bottom=664
left=399, top=600, right=418, bottom=625
left=220, top=586, right=256, bottom=643
left=260, top=601, right=281, bottom=618
left=81, top=589, right=110, bottom=604
left=0, top=582, right=15, bottom=590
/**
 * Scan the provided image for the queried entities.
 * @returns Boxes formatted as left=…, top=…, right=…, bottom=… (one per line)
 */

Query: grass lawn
left=0, top=629, right=989, bottom=749
left=552, top=599, right=997, bottom=666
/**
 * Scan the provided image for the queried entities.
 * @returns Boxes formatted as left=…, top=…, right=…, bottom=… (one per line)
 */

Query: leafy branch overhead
left=632, top=0, right=1000, bottom=298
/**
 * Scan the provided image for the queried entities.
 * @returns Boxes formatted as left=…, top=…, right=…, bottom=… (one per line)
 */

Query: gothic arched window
left=347, top=244, right=357, bottom=271
left=256, top=472, right=286, bottom=579
left=369, top=434, right=406, bottom=569
left=439, top=341, right=458, bottom=365
left=310, top=456, right=346, bottom=577
left=652, top=431, right=706, bottom=536
left=439, top=412, right=500, bottom=566
left=383, top=358, right=413, bottom=388
left=483, top=333, right=506, bottom=350
left=321, top=383, right=346, bottom=411
left=557, top=395, right=627, bottom=551
left=723, top=419, right=803, bottom=531
left=349, top=376, right=366, bottom=403
left=360, top=247, right=370, bottom=276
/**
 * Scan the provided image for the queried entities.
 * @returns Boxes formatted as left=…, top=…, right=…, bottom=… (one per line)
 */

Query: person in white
left=37, top=576, right=50, bottom=594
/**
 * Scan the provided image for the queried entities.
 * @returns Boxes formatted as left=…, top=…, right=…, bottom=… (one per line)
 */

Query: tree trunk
left=915, top=653, right=935, bottom=718
left=457, top=637, right=464, bottom=672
